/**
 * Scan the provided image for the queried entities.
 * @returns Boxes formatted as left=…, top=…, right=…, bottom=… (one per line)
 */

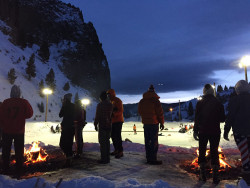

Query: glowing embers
left=191, top=147, right=231, bottom=171
left=12, top=141, right=48, bottom=166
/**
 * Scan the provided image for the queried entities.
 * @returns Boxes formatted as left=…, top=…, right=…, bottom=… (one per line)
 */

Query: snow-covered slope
left=0, top=20, right=97, bottom=122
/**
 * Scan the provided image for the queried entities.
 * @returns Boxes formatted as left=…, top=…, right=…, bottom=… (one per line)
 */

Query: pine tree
left=26, top=53, right=36, bottom=80
left=8, top=68, right=17, bottom=84
left=74, top=92, right=79, bottom=104
left=39, top=79, right=45, bottom=97
left=63, top=82, right=70, bottom=91
left=38, top=41, right=50, bottom=63
left=188, top=102, right=194, bottom=116
left=217, top=85, right=223, bottom=93
left=224, top=85, right=228, bottom=91
left=45, top=68, right=56, bottom=90
left=37, top=102, right=44, bottom=113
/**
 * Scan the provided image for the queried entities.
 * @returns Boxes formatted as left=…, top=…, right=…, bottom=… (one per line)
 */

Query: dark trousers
left=2, top=133, right=24, bottom=171
left=198, top=134, right=220, bottom=166
left=60, top=127, right=74, bottom=157
left=144, top=124, right=159, bottom=162
left=75, top=125, right=84, bottom=155
left=111, top=122, right=123, bottom=152
left=99, top=129, right=111, bottom=162
left=234, top=134, right=250, bottom=171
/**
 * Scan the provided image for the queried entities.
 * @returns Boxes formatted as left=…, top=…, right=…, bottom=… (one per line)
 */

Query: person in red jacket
left=138, top=85, right=164, bottom=165
left=107, top=89, right=124, bottom=159
left=0, top=85, right=33, bottom=177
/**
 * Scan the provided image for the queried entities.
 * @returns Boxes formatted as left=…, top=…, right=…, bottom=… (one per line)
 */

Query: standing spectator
left=224, top=80, right=250, bottom=185
left=107, top=89, right=124, bottom=159
left=94, top=91, right=113, bottom=164
left=59, top=93, right=75, bottom=167
left=0, top=85, right=33, bottom=177
left=138, top=85, right=164, bottom=165
left=193, top=84, right=225, bottom=184
left=133, top=124, right=137, bottom=135
left=74, top=100, right=86, bottom=158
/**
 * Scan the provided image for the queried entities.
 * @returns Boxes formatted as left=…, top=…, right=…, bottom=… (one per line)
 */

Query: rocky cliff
left=0, top=0, right=110, bottom=98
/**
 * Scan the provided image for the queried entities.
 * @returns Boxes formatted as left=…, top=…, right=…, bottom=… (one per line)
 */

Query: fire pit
left=180, top=147, right=242, bottom=180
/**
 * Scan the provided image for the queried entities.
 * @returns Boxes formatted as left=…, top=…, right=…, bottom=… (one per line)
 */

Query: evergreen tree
left=188, top=102, right=194, bottom=116
left=74, top=92, right=79, bottom=104
left=63, top=82, right=70, bottom=91
left=37, top=102, right=44, bottom=113
left=39, top=79, right=45, bottom=97
left=224, top=85, right=228, bottom=91
left=26, top=53, right=36, bottom=80
left=38, top=41, right=50, bottom=63
left=45, top=68, right=56, bottom=90
left=217, top=85, right=223, bottom=93
left=8, top=68, right=17, bottom=84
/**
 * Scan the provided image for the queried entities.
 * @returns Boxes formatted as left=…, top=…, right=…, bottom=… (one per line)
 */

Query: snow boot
left=115, top=151, right=123, bottom=159
left=212, top=165, right=220, bottom=185
left=110, top=150, right=118, bottom=156
left=199, top=163, right=206, bottom=182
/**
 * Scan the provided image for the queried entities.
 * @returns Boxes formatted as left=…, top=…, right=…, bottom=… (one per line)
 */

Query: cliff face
left=0, top=0, right=110, bottom=98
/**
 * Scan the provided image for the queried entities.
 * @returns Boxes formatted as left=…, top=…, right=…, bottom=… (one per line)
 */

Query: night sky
left=62, top=0, right=250, bottom=103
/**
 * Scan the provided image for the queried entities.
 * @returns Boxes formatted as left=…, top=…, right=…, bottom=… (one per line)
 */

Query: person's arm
left=155, top=99, right=164, bottom=125
left=94, top=104, right=100, bottom=130
left=224, top=99, right=235, bottom=140
left=25, top=100, right=33, bottom=119
left=193, top=101, right=201, bottom=134
left=113, top=98, right=123, bottom=117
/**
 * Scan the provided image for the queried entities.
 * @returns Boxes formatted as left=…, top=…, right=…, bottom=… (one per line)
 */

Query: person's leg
left=209, top=134, right=221, bottom=184
left=2, top=133, right=13, bottom=172
left=144, top=125, right=150, bottom=162
left=111, top=124, right=118, bottom=154
left=13, top=134, right=24, bottom=176
left=75, top=126, right=83, bottom=155
left=115, top=122, right=123, bottom=158
left=149, top=124, right=159, bottom=162
left=234, top=134, right=250, bottom=171
left=98, top=129, right=105, bottom=161
left=198, top=134, right=209, bottom=182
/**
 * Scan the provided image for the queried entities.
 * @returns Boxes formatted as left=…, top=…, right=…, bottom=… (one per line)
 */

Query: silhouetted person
left=193, top=84, right=225, bottom=184
left=0, top=85, right=33, bottom=178
left=138, top=85, right=164, bottom=165
left=59, top=93, right=75, bottom=167
left=224, top=80, right=250, bottom=185
left=94, top=91, right=113, bottom=164
left=74, top=100, right=86, bottom=158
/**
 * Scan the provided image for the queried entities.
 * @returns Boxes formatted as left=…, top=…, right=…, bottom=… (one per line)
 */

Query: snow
left=0, top=121, right=248, bottom=188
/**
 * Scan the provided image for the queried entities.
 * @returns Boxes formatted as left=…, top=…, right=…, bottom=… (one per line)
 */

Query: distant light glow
left=239, top=55, right=250, bottom=68
left=81, top=99, right=90, bottom=106
left=43, top=88, right=53, bottom=95
left=169, top=108, right=173, bottom=112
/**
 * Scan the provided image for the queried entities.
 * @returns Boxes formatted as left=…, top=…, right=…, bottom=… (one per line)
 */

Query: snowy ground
left=0, top=121, right=248, bottom=188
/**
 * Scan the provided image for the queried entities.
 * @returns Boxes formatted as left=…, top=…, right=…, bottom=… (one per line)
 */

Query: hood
left=143, top=91, right=160, bottom=99
left=235, top=80, right=250, bottom=95
left=107, top=89, right=116, bottom=98
left=10, top=85, right=21, bottom=98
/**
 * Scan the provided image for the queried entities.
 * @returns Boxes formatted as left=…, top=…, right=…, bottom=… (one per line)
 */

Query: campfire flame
left=24, top=141, right=48, bottom=165
left=191, top=147, right=231, bottom=170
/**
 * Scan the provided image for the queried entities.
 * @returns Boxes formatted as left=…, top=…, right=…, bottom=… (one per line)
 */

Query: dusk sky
left=62, top=0, right=250, bottom=103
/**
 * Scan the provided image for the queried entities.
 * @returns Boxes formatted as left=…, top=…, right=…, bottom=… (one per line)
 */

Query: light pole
left=43, top=88, right=52, bottom=122
left=169, top=108, right=173, bottom=121
left=179, top=100, right=181, bottom=122
left=239, top=55, right=250, bottom=82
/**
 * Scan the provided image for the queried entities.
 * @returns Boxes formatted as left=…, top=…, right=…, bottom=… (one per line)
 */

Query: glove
left=94, top=124, right=98, bottom=131
left=224, top=131, right=229, bottom=141
left=160, top=124, right=164, bottom=131
left=193, top=132, right=199, bottom=141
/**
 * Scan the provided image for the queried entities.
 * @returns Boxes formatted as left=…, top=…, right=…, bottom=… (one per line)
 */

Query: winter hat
left=148, top=84, right=155, bottom=92
left=235, top=80, right=250, bottom=95
left=64, top=93, right=72, bottom=101
left=99, top=91, right=107, bottom=101
left=10, top=85, right=21, bottom=98
left=203, top=84, right=214, bottom=96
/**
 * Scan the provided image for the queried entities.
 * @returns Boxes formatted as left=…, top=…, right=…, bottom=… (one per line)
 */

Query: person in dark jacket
left=193, top=84, right=225, bottom=184
left=0, top=85, right=33, bottom=177
left=94, top=91, right=113, bottom=164
left=224, top=80, right=250, bottom=185
left=138, top=85, right=165, bottom=165
left=74, top=100, right=86, bottom=158
left=59, top=93, right=75, bottom=167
